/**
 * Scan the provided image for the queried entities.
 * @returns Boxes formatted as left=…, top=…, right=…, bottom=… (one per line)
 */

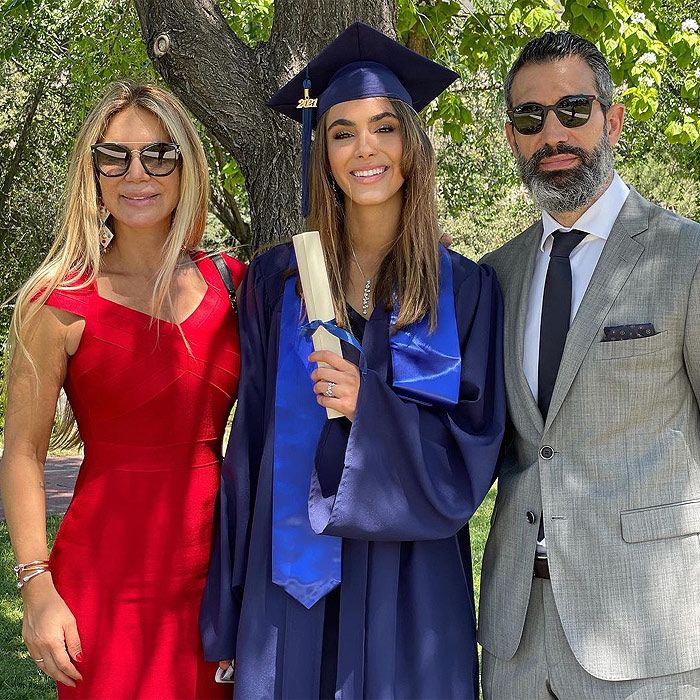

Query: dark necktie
left=537, top=229, right=588, bottom=418
left=537, top=230, right=586, bottom=546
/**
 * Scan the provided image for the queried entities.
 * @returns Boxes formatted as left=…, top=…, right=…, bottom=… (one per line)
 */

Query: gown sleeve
left=308, top=263, right=505, bottom=542
left=199, top=257, right=268, bottom=661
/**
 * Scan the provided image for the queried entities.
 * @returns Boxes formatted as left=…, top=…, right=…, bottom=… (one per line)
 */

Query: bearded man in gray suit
left=479, top=31, right=700, bottom=699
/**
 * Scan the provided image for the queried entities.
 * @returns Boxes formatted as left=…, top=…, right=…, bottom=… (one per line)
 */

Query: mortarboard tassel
left=300, top=76, right=314, bottom=217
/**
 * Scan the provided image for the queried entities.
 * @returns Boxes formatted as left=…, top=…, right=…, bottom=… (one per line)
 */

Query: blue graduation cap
left=268, top=22, right=459, bottom=216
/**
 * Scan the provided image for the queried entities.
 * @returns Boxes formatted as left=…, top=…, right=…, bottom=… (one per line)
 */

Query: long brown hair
left=306, top=99, right=441, bottom=331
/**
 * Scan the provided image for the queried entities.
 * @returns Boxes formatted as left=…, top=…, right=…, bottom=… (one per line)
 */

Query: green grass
left=0, top=492, right=494, bottom=698
left=1, top=516, right=61, bottom=700
left=471, top=486, right=495, bottom=608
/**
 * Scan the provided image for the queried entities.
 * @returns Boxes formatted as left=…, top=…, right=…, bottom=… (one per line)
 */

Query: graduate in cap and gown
left=200, top=22, right=506, bottom=699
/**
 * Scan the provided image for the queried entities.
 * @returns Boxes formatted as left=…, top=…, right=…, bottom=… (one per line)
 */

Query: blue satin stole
left=272, top=245, right=460, bottom=609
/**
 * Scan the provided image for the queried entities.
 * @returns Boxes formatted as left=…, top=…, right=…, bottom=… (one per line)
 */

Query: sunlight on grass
left=0, top=516, right=61, bottom=700
left=471, top=486, right=495, bottom=609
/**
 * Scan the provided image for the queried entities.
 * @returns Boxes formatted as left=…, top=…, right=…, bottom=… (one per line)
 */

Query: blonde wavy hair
left=306, top=99, right=441, bottom=332
left=6, top=81, right=210, bottom=448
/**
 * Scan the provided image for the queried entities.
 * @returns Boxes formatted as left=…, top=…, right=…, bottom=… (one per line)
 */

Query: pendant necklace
left=349, top=241, right=372, bottom=317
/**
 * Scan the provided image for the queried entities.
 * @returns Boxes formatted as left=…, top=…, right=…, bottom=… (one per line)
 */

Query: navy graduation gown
left=200, top=243, right=505, bottom=699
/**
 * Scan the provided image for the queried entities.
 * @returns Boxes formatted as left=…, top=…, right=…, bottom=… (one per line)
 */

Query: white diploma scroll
left=292, top=230, right=343, bottom=419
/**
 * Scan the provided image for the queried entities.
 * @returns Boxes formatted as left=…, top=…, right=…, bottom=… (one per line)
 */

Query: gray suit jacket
left=478, top=189, right=700, bottom=681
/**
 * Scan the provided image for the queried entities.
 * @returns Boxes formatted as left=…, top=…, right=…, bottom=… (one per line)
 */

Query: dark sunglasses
left=91, top=142, right=181, bottom=177
left=507, top=94, right=610, bottom=135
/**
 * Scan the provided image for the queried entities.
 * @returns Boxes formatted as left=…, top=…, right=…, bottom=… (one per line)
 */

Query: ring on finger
left=324, top=381, right=336, bottom=398
left=32, top=658, right=45, bottom=663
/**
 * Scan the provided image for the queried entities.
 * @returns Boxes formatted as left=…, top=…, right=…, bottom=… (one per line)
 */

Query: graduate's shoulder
left=247, top=242, right=294, bottom=295
left=236, top=242, right=294, bottom=316
left=445, top=246, right=499, bottom=292
left=249, top=241, right=294, bottom=277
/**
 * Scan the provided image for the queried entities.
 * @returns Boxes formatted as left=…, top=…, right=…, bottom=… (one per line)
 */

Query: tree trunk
left=134, top=0, right=396, bottom=252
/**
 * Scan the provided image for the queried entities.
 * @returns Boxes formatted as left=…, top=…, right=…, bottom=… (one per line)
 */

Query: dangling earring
left=331, top=178, right=339, bottom=194
left=98, top=203, right=113, bottom=251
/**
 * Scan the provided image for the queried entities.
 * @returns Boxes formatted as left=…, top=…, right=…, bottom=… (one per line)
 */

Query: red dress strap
left=191, top=250, right=247, bottom=291
left=39, top=278, right=94, bottom=319
left=219, top=252, right=247, bottom=285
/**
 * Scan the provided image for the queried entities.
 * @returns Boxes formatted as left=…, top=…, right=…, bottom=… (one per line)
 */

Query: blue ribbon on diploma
left=300, top=319, right=368, bottom=375
left=272, top=245, right=461, bottom=609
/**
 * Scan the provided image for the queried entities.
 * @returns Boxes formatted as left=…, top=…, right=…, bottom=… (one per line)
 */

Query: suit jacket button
left=526, top=511, right=536, bottom=524
left=540, top=445, right=554, bottom=460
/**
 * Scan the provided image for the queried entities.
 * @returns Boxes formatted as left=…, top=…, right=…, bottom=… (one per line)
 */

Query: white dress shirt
left=523, top=171, right=630, bottom=400
left=524, top=172, right=630, bottom=556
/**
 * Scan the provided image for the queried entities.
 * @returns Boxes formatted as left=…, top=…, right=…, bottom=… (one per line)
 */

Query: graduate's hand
left=309, top=350, right=360, bottom=422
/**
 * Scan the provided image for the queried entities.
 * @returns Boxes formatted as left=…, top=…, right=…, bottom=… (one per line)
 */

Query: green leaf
left=0, top=0, right=32, bottom=17
left=397, top=0, right=419, bottom=37
left=445, top=121, right=464, bottom=143
left=670, top=37, right=693, bottom=68
left=664, top=120, right=684, bottom=140
left=682, top=118, right=700, bottom=143
left=682, top=77, right=699, bottom=99
left=623, top=86, right=659, bottom=121
left=522, top=6, right=559, bottom=32
left=221, top=159, right=246, bottom=194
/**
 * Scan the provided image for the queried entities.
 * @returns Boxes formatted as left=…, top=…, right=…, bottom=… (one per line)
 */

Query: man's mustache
left=529, top=143, right=588, bottom=167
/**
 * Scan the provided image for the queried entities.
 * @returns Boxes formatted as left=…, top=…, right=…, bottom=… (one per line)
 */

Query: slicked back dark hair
left=504, top=30, right=614, bottom=109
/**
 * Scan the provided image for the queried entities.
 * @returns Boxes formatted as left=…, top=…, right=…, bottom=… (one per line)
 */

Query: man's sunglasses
left=507, top=95, right=610, bottom=135
left=91, top=142, right=181, bottom=177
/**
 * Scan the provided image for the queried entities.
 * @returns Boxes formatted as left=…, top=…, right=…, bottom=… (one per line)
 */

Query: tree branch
left=134, top=0, right=258, bottom=162
left=0, top=80, right=45, bottom=243
left=209, top=139, right=252, bottom=251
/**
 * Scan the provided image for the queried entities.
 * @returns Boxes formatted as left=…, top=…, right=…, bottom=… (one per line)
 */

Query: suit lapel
left=543, top=189, right=649, bottom=432
left=506, top=222, right=544, bottom=436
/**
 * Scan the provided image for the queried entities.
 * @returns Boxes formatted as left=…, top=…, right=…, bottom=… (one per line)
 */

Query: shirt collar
left=539, top=171, right=630, bottom=252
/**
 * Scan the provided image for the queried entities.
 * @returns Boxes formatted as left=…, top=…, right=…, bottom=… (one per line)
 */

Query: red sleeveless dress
left=44, top=252, right=245, bottom=699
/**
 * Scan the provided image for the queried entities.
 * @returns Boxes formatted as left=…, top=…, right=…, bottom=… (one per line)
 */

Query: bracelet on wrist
left=13, top=560, right=51, bottom=590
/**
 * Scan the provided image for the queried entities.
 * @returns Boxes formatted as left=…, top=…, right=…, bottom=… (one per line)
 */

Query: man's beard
left=515, top=135, right=614, bottom=214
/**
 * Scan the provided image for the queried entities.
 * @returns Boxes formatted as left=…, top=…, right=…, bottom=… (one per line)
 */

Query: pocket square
left=602, top=323, right=656, bottom=342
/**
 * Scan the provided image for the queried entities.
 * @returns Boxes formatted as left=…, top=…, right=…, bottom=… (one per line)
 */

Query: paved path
left=0, top=455, right=80, bottom=520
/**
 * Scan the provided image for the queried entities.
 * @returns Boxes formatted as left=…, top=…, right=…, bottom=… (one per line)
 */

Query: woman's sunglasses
left=91, top=142, right=181, bottom=177
left=507, top=94, right=610, bottom=135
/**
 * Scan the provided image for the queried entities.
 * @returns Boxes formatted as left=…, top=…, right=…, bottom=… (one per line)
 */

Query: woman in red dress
left=0, top=82, right=244, bottom=698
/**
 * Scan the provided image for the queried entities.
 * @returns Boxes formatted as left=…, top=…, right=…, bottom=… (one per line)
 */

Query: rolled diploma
left=293, top=230, right=343, bottom=419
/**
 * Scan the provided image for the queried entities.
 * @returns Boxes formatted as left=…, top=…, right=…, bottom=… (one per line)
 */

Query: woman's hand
left=22, top=575, right=83, bottom=687
left=309, top=350, right=361, bottom=422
